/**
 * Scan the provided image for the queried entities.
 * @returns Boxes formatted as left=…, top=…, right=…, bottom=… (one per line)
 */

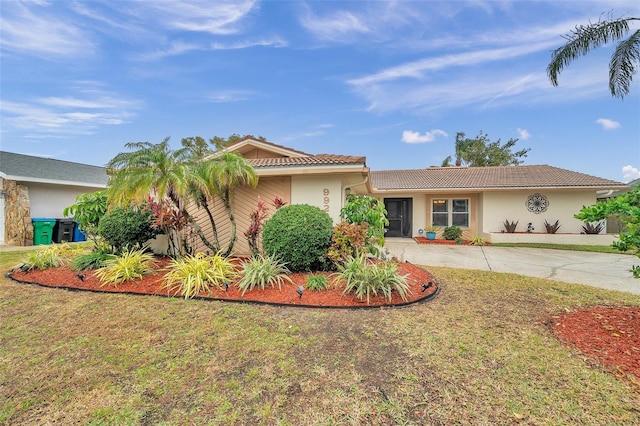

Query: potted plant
left=425, top=225, right=439, bottom=240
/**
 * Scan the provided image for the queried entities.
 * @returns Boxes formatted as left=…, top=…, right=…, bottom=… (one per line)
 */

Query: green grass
left=490, top=242, right=636, bottom=254
left=1, top=248, right=640, bottom=424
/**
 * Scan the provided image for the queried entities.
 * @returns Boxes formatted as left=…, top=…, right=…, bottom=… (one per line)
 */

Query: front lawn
left=1, top=249, right=639, bottom=424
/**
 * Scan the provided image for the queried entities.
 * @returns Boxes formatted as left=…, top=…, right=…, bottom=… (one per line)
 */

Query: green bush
left=98, top=206, right=158, bottom=252
left=335, top=253, right=410, bottom=304
left=443, top=225, right=463, bottom=241
left=95, top=248, right=157, bottom=286
left=327, top=222, right=369, bottom=265
left=262, top=204, right=333, bottom=272
left=237, top=254, right=293, bottom=295
left=162, top=253, right=237, bottom=299
left=305, top=274, right=329, bottom=291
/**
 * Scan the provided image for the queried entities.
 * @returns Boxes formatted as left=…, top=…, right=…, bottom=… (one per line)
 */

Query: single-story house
left=189, top=137, right=629, bottom=254
left=0, top=151, right=108, bottom=245
left=2, top=138, right=629, bottom=251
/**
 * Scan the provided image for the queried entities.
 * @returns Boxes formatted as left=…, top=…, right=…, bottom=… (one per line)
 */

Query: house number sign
left=323, top=188, right=330, bottom=212
left=526, top=193, right=549, bottom=214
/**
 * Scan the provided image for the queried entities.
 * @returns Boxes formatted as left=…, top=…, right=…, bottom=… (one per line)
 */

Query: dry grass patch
left=1, top=250, right=640, bottom=425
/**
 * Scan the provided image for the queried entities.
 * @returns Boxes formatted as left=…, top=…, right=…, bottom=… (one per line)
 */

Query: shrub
left=306, top=274, right=329, bottom=291
left=335, top=254, right=410, bottom=304
left=503, top=220, right=518, bottom=233
left=327, top=222, right=369, bottom=265
left=163, top=253, right=237, bottom=299
left=237, top=255, right=293, bottom=295
left=95, top=248, right=157, bottom=286
left=544, top=219, right=561, bottom=234
left=340, top=194, right=389, bottom=247
left=63, top=190, right=108, bottom=244
left=262, top=204, right=333, bottom=272
left=470, top=235, right=486, bottom=246
left=16, top=246, right=66, bottom=271
left=98, top=206, right=158, bottom=253
left=443, top=226, right=463, bottom=241
left=71, top=247, right=114, bottom=270
left=581, top=222, right=605, bottom=234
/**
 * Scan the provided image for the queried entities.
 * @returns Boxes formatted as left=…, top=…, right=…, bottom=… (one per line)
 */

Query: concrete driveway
left=384, top=239, right=640, bottom=295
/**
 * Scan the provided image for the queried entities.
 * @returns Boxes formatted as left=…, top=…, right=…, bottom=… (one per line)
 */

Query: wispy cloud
left=134, top=0, right=258, bottom=35
left=205, top=90, right=255, bottom=103
left=299, top=8, right=370, bottom=42
left=211, top=37, right=288, bottom=50
left=401, top=130, right=448, bottom=144
left=622, top=165, right=640, bottom=182
left=517, top=128, right=531, bottom=140
left=1, top=85, right=141, bottom=136
left=596, top=118, right=621, bottom=130
left=0, top=1, right=95, bottom=58
left=280, top=124, right=335, bottom=142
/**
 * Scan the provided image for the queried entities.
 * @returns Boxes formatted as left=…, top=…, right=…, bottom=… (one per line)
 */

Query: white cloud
left=0, top=85, right=141, bottom=136
left=622, top=165, right=640, bottom=182
left=0, top=1, right=95, bottom=57
left=299, top=7, right=370, bottom=42
left=517, top=128, right=531, bottom=140
left=401, top=130, right=448, bottom=144
left=596, top=118, right=621, bottom=130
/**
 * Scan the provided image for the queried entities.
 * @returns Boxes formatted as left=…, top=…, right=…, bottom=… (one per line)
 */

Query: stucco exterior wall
left=26, top=182, right=94, bottom=218
left=291, top=175, right=343, bottom=223
left=480, top=190, right=598, bottom=235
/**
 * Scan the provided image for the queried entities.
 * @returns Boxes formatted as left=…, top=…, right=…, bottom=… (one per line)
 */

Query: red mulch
left=413, top=237, right=480, bottom=245
left=7, top=257, right=438, bottom=308
left=552, top=306, right=640, bottom=386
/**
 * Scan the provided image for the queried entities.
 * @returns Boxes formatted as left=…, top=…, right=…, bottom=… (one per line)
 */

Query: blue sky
left=1, top=0, right=639, bottom=182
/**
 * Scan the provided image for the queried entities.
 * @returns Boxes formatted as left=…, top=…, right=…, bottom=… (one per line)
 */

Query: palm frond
left=609, top=29, right=640, bottom=98
left=547, top=16, right=633, bottom=87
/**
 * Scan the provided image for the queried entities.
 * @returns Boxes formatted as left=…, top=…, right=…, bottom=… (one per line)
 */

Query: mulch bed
left=7, top=258, right=439, bottom=308
left=413, top=237, right=478, bottom=245
left=552, top=306, right=640, bottom=386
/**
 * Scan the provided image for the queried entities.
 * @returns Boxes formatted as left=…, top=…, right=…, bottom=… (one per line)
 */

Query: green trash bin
left=32, top=218, right=56, bottom=245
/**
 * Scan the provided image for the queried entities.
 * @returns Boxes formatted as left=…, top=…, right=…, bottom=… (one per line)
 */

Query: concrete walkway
left=384, top=239, right=640, bottom=295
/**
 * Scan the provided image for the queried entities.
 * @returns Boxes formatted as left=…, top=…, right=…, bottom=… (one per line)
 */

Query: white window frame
left=431, top=198, right=470, bottom=228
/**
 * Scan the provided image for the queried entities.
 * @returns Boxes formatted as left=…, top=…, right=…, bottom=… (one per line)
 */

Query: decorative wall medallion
left=526, top=193, right=549, bottom=214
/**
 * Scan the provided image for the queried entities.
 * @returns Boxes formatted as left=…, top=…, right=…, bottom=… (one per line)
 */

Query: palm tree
left=199, top=151, right=258, bottom=257
left=106, top=138, right=217, bottom=256
left=547, top=15, right=640, bottom=98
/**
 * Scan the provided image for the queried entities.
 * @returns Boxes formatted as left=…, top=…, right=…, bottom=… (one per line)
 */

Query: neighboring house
left=190, top=137, right=629, bottom=254
left=0, top=151, right=108, bottom=245
left=599, top=177, right=640, bottom=234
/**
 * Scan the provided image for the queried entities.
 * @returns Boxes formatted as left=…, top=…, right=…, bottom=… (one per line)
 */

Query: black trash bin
left=53, top=218, right=75, bottom=243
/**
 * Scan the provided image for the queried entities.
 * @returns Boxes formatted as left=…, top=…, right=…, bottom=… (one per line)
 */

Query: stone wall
left=3, top=179, right=33, bottom=246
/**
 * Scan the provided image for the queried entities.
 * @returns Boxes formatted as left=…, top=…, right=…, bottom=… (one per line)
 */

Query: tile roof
left=0, top=151, right=108, bottom=187
left=249, top=154, right=367, bottom=168
left=371, top=165, right=628, bottom=191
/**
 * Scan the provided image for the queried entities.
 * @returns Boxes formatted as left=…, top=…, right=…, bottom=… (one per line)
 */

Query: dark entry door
left=384, top=198, right=412, bottom=238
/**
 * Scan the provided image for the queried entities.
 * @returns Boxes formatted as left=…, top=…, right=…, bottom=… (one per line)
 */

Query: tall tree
left=209, top=134, right=267, bottom=151
left=441, top=131, right=530, bottom=167
left=547, top=14, right=640, bottom=98
left=106, top=138, right=216, bottom=256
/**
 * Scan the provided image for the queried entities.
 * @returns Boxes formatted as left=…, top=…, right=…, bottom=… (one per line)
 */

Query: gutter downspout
left=342, top=175, right=369, bottom=210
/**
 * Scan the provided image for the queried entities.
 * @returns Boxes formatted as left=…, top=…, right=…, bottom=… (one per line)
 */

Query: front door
left=384, top=198, right=412, bottom=238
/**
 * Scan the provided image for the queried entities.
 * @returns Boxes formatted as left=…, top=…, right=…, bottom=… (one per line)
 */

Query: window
left=432, top=198, right=469, bottom=227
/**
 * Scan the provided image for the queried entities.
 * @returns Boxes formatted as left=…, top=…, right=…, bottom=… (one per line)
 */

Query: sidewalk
left=384, top=239, right=640, bottom=295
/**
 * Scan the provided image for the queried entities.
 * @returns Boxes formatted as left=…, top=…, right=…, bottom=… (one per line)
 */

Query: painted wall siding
left=480, top=190, right=598, bottom=234
left=26, top=182, right=97, bottom=218
left=291, top=175, right=343, bottom=222
left=189, top=177, right=291, bottom=256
